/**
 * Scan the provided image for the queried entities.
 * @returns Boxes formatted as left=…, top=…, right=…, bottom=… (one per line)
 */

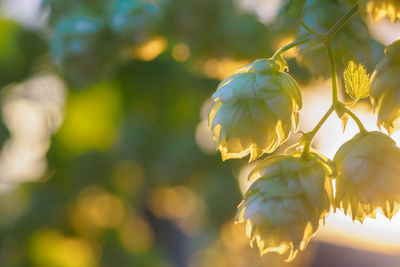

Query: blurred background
left=0, top=0, right=399, bottom=266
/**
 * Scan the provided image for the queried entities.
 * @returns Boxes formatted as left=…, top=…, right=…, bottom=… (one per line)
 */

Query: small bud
left=209, top=59, right=302, bottom=162
left=334, top=131, right=400, bottom=222
left=235, top=154, right=333, bottom=261
left=370, top=39, right=400, bottom=134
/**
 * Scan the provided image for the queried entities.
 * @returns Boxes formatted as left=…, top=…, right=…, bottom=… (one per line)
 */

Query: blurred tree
left=0, top=0, right=397, bottom=266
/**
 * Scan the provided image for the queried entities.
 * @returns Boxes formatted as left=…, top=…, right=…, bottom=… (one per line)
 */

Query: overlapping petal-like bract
left=334, top=131, right=400, bottom=222
left=370, top=40, right=400, bottom=134
left=235, top=154, right=333, bottom=261
left=209, top=59, right=302, bottom=162
left=360, top=0, right=400, bottom=22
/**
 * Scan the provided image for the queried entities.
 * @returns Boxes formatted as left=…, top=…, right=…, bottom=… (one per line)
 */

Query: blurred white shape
left=368, top=20, right=400, bottom=46
left=0, top=0, right=47, bottom=28
left=195, top=120, right=216, bottom=155
left=195, top=99, right=216, bottom=155
left=0, top=74, right=66, bottom=189
left=299, top=81, right=378, bottom=159
left=235, top=0, right=283, bottom=24
left=318, top=210, right=400, bottom=254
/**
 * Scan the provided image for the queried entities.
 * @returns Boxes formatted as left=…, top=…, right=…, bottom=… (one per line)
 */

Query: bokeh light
left=131, top=36, right=168, bottom=61
left=29, top=229, right=98, bottom=267
left=147, top=186, right=205, bottom=236
left=69, top=186, right=125, bottom=236
left=57, top=82, right=122, bottom=154
left=0, top=74, right=65, bottom=188
left=172, top=43, right=190, bottom=62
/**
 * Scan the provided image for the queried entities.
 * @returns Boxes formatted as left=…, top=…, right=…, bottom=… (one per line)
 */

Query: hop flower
left=334, top=131, right=400, bottom=222
left=235, top=154, right=333, bottom=261
left=360, top=0, right=400, bottom=22
left=370, top=40, right=400, bottom=134
left=209, top=59, right=302, bottom=162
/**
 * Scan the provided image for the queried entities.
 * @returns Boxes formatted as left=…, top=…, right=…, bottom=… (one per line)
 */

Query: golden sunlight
left=131, top=36, right=167, bottom=61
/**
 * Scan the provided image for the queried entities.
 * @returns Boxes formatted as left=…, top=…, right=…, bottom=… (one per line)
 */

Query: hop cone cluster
left=209, top=59, right=302, bottom=162
left=334, top=131, right=400, bottom=222
left=371, top=39, right=400, bottom=134
left=235, top=154, right=333, bottom=261
left=360, top=0, right=400, bottom=22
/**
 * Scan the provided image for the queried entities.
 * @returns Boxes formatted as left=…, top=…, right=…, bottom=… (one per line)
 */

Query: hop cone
left=334, top=131, right=400, bottom=222
left=209, top=59, right=302, bottom=162
left=371, top=39, right=400, bottom=134
left=360, top=0, right=400, bottom=22
left=235, top=154, right=333, bottom=261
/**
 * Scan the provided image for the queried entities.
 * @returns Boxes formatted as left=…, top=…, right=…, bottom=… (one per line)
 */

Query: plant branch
left=294, top=3, right=363, bottom=157
left=299, top=18, right=319, bottom=35
left=325, top=42, right=339, bottom=103
left=272, top=4, right=358, bottom=63
left=326, top=4, right=359, bottom=42
left=343, top=107, right=367, bottom=133
left=302, top=105, right=335, bottom=157
left=272, top=36, right=312, bottom=61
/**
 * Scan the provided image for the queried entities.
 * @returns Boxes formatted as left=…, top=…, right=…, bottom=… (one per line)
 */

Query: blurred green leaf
left=285, top=0, right=306, bottom=18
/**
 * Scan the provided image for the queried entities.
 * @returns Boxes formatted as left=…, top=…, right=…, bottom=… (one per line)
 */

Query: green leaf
left=343, top=57, right=371, bottom=102
left=285, top=0, right=306, bottom=18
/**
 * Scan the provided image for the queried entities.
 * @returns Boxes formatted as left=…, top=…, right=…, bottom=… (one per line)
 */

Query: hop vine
left=207, top=0, right=400, bottom=261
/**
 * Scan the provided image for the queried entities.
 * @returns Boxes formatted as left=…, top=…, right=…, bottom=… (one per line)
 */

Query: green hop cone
left=360, top=0, right=400, bottom=23
left=209, top=59, right=302, bottom=162
left=235, top=154, right=333, bottom=261
left=334, top=131, right=400, bottom=222
left=370, top=40, right=400, bottom=134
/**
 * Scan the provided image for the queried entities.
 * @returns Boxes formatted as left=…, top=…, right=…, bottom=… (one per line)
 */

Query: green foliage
left=0, top=19, right=46, bottom=88
left=47, top=0, right=158, bottom=88
left=0, top=0, right=399, bottom=266
left=285, top=0, right=306, bottom=18
left=297, top=0, right=382, bottom=79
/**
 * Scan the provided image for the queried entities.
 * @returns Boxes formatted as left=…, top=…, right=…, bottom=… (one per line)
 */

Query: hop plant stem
left=326, top=42, right=339, bottom=103
left=342, top=106, right=367, bottom=133
left=299, top=18, right=319, bottom=35
left=302, top=3, right=366, bottom=155
left=326, top=4, right=359, bottom=42
left=273, top=4, right=359, bottom=62
left=302, top=105, right=335, bottom=157
left=272, top=36, right=313, bottom=61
